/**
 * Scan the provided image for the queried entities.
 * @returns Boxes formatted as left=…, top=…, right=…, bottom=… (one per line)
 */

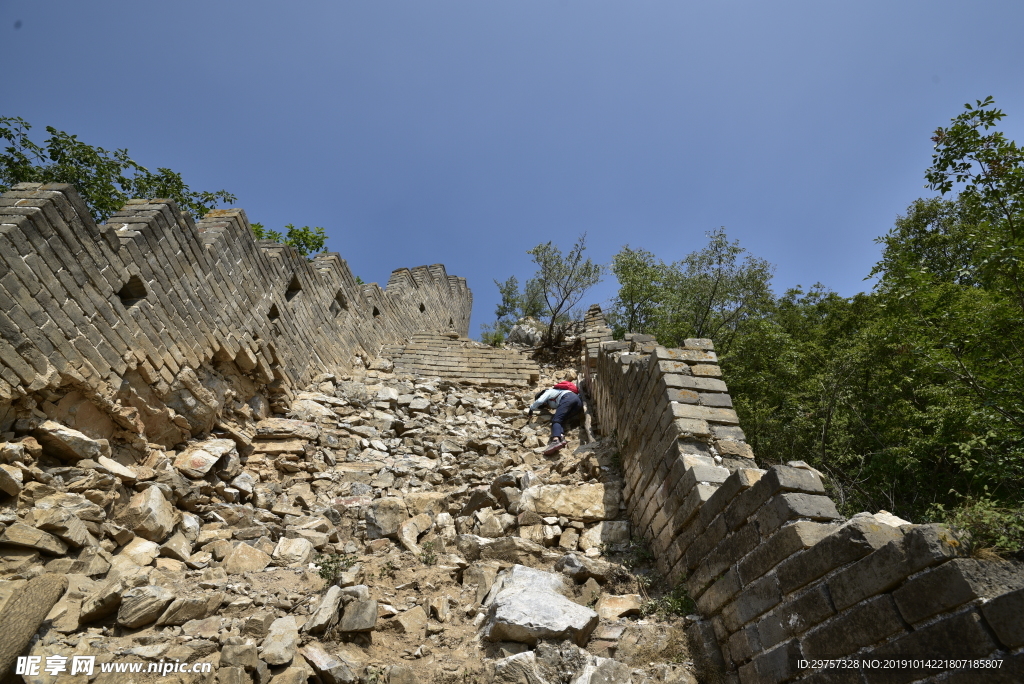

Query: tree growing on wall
left=480, top=275, right=545, bottom=346
left=0, top=116, right=235, bottom=222
left=610, top=228, right=774, bottom=353
left=528, top=234, right=604, bottom=347
left=484, top=234, right=602, bottom=349
left=250, top=222, right=327, bottom=257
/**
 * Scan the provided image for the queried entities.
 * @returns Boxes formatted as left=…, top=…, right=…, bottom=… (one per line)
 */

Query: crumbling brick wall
left=584, top=305, right=1024, bottom=683
left=0, top=183, right=472, bottom=455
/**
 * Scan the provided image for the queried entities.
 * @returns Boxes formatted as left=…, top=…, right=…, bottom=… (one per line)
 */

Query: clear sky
left=3, top=1, right=1023, bottom=337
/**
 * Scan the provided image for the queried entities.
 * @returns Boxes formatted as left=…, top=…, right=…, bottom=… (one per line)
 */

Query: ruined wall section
left=584, top=306, right=1024, bottom=683
left=0, top=183, right=472, bottom=452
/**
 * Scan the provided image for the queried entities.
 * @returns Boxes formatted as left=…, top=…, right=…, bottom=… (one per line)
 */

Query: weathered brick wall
left=585, top=306, right=1024, bottom=683
left=0, top=183, right=472, bottom=451
left=382, top=332, right=540, bottom=387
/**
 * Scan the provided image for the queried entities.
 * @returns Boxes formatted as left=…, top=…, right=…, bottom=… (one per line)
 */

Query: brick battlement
left=0, top=183, right=472, bottom=449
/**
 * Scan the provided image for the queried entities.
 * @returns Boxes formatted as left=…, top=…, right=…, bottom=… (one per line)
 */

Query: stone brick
left=699, top=392, right=732, bottom=407
left=670, top=403, right=740, bottom=425
left=696, top=523, right=761, bottom=592
left=699, top=468, right=763, bottom=529
left=678, top=463, right=731, bottom=496
left=738, top=639, right=801, bottom=684
left=981, top=585, right=1024, bottom=649
left=893, top=558, right=1024, bottom=625
left=684, top=513, right=728, bottom=575
left=696, top=567, right=741, bottom=615
left=828, top=524, right=963, bottom=612
left=721, top=573, right=782, bottom=632
left=756, top=582, right=835, bottom=649
left=801, top=594, right=905, bottom=660
left=738, top=521, right=836, bottom=585
left=776, top=517, right=905, bottom=594
left=866, top=610, right=998, bottom=684
left=727, top=624, right=762, bottom=665
left=753, top=493, right=841, bottom=538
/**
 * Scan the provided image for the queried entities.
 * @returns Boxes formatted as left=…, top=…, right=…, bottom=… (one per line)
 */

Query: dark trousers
left=551, top=392, right=582, bottom=439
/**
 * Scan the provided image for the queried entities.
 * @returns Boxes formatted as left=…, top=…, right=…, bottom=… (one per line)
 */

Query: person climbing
left=525, top=380, right=582, bottom=455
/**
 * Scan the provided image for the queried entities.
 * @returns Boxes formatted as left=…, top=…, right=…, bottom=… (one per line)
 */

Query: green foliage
left=622, top=536, right=655, bottom=570
left=250, top=222, right=327, bottom=257
left=931, top=497, right=1024, bottom=558
left=641, top=583, right=696, bottom=618
left=925, top=97, right=1024, bottom=309
left=312, top=552, right=357, bottom=586
left=485, top=236, right=601, bottom=348
left=527, top=234, right=603, bottom=346
left=608, top=101, right=1024, bottom=540
left=719, top=100, right=1024, bottom=532
left=377, top=560, right=398, bottom=579
left=0, top=116, right=235, bottom=222
left=480, top=275, right=545, bottom=346
left=609, top=228, right=774, bottom=352
left=419, top=541, right=439, bottom=566
left=610, top=246, right=662, bottom=337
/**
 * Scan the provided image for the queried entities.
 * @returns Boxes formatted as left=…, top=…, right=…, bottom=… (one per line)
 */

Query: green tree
left=0, top=116, right=235, bottom=222
left=925, top=96, right=1024, bottom=309
left=484, top=235, right=602, bottom=348
left=250, top=222, right=328, bottom=258
left=609, top=246, right=664, bottom=337
left=526, top=234, right=603, bottom=347
left=609, top=228, right=774, bottom=352
left=480, top=275, right=545, bottom=346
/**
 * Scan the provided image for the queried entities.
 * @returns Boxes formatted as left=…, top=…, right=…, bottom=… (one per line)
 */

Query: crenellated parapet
left=0, top=183, right=472, bottom=451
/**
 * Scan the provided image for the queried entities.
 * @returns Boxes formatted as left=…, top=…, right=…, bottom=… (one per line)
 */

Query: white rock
left=259, top=616, right=300, bottom=665
left=578, top=521, right=630, bottom=551
left=273, top=537, right=314, bottom=566
left=119, top=537, right=161, bottom=566
left=303, top=586, right=343, bottom=635
left=33, top=421, right=107, bottom=462
left=118, top=585, right=174, bottom=628
left=483, top=565, right=599, bottom=646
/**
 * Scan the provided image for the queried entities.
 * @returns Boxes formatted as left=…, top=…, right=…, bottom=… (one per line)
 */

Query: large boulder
left=304, top=586, right=343, bottom=635
left=482, top=565, right=599, bottom=646
left=116, top=486, right=175, bottom=542
left=579, top=521, right=630, bottom=551
left=223, top=543, right=271, bottom=575
left=520, top=484, right=621, bottom=523
left=259, top=616, right=300, bottom=666
left=256, top=418, right=319, bottom=440
left=365, top=497, right=408, bottom=540
left=273, top=537, right=315, bottom=566
left=26, top=507, right=96, bottom=548
left=32, top=421, right=106, bottom=462
left=117, top=585, right=174, bottom=628
left=173, top=439, right=237, bottom=479
left=0, top=523, right=68, bottom=555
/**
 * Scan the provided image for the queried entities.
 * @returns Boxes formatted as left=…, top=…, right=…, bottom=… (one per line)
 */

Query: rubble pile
left=0, top=360, right=697, bottom=684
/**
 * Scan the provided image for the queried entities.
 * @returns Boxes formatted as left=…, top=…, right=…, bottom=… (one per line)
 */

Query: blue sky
left=3, top=1, right=1023, bottom=337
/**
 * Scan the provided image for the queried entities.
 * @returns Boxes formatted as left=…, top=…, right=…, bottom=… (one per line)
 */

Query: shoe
left=543, top=439, right=566, bottom=456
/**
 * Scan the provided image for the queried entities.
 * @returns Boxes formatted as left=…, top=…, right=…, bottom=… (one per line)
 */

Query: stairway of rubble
left=0, top=353, right=698, bottom=684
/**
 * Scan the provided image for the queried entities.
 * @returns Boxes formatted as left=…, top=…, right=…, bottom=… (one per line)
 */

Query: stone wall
left=584, top=306, right=1024, bottom=683
left=0, top=183, right=472, bottom=455
left=382, top=333, right=540, bottom=387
